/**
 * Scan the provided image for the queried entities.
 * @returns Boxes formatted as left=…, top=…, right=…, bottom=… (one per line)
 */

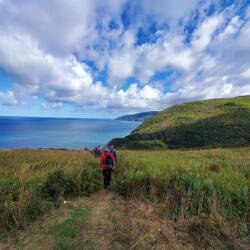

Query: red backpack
left=105, top=154, right=114, bottom=168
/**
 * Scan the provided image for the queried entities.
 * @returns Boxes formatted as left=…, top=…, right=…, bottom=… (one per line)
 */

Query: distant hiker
left=100, top=148, right=115, bottom=190
left=97, top=145, right=102, bottom=157
left=109, top=145, right=117, bottom=162
left=83, top=146, right=89, bottom=151
left=93, top=146, right=98, bottom=157
left=94, top=145, right=102, bottom=157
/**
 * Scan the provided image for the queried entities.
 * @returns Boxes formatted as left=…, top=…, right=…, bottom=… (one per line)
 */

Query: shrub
left=41, top=171, right=77, bottom=202
left=80, top=167, right=102, bottom=196
left=113, top=170, right=153, bottom=198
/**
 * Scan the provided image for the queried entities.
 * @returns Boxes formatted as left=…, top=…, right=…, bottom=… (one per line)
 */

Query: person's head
left=104, top=147, right=109, bottom=155
left=109, top=145, right=114, bottom=150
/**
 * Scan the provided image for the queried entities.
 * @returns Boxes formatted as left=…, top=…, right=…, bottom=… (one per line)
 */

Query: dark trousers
left=102, top=169, right=112, bottom=189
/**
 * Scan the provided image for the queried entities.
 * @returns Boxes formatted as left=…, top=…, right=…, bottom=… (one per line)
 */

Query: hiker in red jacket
left=100, top=147, right=115, bottom=190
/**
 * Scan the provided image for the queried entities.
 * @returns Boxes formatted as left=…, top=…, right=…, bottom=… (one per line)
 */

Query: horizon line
left=0, top=115, right=116, bottom=120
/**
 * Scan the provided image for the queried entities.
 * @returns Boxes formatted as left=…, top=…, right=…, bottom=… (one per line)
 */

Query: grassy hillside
left=0, top=149, right=102, bottom=231
left=110, top=96, right=250, bottom=149
left=0, top=148, right=249, bottom=249
left=116, top=111, right=159, bottom=122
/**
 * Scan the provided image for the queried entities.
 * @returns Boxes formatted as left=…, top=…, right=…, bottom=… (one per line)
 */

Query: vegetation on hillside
left=0, top=148, right=249, bottom=249
left=112, top=148, right=249, bottom=249
left=0, top=149, right=101, bottom=231
left=110, top=96, right=250, bottom=149
left=113, top=148, right=249, bottom=218
left=116, top=111, right=159, bottom=122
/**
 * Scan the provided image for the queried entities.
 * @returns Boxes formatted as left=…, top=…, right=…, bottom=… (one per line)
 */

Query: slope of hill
left=1, top=148, right=249, bottom=249
left=110, top=96, right=250, bottom=148
left=116, top=111, right=159, bottom=122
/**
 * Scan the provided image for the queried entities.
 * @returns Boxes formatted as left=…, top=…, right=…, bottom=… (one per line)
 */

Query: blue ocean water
left=0, top=116, right=140, bottom=149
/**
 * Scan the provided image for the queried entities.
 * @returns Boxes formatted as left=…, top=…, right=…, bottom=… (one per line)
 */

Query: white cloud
left=139, top=85, right=161, bottom=99
left=109, top=53, right=135, bottom=83
left=108, top=32, right=195, bottom=84
left=0, top=91, right=18, bottom=106
left=0, top=1, right=249, bottom=114
left=192, top=14, right=224, bottom=52
left=41, top=102, right=63, bottom=110
left=242, top=68, right=250, bottom=78
left=115, top=84, right=162, bottom=110
left=0, top=29, right=107, bottom=105
left=217, top=16, right=242, bottom=41
left=0, top=0, right=94, bottom=56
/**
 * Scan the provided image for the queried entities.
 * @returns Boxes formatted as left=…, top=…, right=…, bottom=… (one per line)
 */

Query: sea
left=0, top=116, right=140, bottom=149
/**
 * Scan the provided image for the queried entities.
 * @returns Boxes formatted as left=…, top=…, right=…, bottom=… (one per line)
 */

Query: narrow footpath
left=1, top=191, right=201, bottom=250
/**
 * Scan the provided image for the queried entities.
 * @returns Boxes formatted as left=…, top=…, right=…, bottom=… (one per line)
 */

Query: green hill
left=116, top=111, right=159, bottom=122
left=110, top=96, right=250, bottom=149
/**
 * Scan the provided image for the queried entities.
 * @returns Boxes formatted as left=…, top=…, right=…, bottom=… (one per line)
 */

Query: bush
left=80, top=167, right=102, bottom=196
left=41, top=171, right=78, bottom=202
left=113, top=170, right=153, bottom=198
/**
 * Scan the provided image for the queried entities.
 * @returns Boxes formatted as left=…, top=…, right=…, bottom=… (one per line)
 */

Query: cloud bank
left=0, top=0, right=249, bottom=114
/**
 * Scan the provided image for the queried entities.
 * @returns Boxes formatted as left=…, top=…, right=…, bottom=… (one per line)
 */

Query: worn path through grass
left=79, top=190, right=114, bottom=249
left=0, top=190, right=115, bottom=250
left=1, top=190, right=244, bottom=250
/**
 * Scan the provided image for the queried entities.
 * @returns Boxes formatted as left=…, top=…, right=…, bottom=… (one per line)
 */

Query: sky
left=0, top=0, right=249, bottom=118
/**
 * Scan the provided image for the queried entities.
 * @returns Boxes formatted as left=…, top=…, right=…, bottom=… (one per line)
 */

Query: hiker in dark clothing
left=93, top=145, right=102, bottom=158
left=109, top=145, right=117, bottom=162
left=100, top=148, right=115, bottom=190
left=93, top=146, right=98, bottom=157
left=97, top=145, right=102, bottom=157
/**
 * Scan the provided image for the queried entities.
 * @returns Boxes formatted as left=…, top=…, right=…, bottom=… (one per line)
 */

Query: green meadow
left=0, top=149, right=102, bottom=231
left=114, top=148, right=249, bottom=216
left=0, top=148, right=249, bottom=249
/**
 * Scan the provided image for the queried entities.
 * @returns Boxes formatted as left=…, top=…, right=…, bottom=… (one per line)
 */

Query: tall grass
left=111, top=148, right=249, bottom=248
left=0, top=149, right=101, bottom=230
left=112, top=148, right=250, bottom=220
left=0, top=147, right=249, bottom=245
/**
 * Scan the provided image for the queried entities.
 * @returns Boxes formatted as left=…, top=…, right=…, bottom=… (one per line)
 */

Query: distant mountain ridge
left=116, top=111, right=159, bottom=122
left=110, top=96, right=250, bottom=149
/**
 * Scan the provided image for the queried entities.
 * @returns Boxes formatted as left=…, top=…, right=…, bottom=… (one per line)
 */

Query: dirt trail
left=0, top=191, right=210, bottom=250
left=0, top=191, right=116, bottom=250
left=77, top=191, right=191, bottom=249
left=80, top=190, right=114, bottom=249
left=81, top=191, right=192, bottom=250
